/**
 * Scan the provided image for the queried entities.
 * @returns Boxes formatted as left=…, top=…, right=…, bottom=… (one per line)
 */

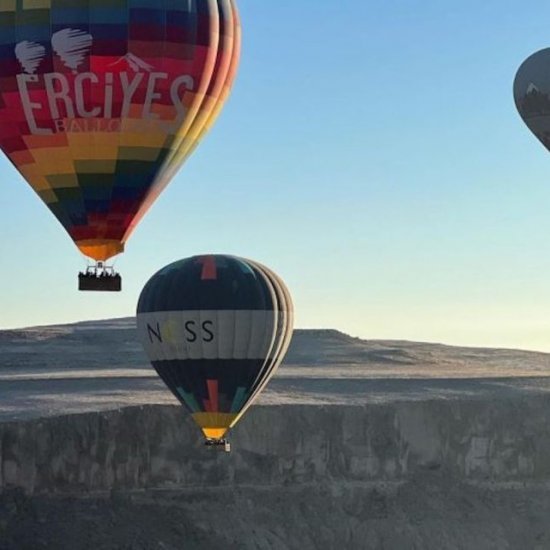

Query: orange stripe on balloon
left=9, top=150, right=34, bottom=165
left=23, top=132, right=68, bottom=149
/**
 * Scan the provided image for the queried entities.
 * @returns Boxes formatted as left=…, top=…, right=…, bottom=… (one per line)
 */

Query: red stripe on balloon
left=198, top=256, right=217, bottom=280
left=206, top=379, right=219, bottom=412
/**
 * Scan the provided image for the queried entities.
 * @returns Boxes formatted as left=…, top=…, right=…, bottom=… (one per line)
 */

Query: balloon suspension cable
left=204, top=438, right=231, bottom=453
left=78, top=261, right=122, bottom=292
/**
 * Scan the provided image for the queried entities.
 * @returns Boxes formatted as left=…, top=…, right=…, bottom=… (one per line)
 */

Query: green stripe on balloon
left=176, top=387, right=201, bottom=413
left=230, top=387, right=247, bottom=413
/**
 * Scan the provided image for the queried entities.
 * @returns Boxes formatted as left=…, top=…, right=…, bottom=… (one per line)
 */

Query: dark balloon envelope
left=136, top=255, right=294, bottom=442
left=514, top=48, right=550, bottom=153
left=0, top=0, right=240, bottom=262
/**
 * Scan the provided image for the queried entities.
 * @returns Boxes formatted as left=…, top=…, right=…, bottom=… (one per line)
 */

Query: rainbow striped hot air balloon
left=0, top=0, right=240, bottom=289
left=137, top=255, right=294, bottom=449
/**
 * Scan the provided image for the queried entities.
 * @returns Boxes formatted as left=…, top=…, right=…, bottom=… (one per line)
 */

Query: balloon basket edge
left=78, top=262, right=122, bottom=292
left=204, top=438, right=231, bottom=453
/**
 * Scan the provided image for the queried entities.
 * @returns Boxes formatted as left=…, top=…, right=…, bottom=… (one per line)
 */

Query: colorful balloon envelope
left=0, top=0, right=240, bottom=263
left=514, top=48, right=550, bottom=152
left=137, top=255, right=294, bottom=443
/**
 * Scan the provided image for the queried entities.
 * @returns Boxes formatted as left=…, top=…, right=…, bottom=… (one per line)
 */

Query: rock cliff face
left=2, top=400, right=550, bottom=549
left=1, top=397, right=550, bottom=495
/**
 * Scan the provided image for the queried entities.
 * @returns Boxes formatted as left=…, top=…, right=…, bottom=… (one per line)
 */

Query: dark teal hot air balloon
left=136, top=255, right=294, bottom=445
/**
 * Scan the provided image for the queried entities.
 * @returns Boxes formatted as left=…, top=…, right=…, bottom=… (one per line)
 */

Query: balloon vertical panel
left=0, top=0, right=240, bottom=261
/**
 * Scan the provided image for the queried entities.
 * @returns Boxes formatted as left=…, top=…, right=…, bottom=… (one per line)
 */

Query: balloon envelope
left=137, top=255, right=294, bottom=441
left=0, top=0, right=240, bottom=261
left=514, top=48, right=550, bottom=153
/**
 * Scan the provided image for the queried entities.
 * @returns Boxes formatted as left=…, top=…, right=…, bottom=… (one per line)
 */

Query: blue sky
left=3, top=1, right=550, bottom=351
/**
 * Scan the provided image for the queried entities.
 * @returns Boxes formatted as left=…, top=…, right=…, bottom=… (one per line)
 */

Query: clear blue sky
left=2, top=0, right=550, bottom=351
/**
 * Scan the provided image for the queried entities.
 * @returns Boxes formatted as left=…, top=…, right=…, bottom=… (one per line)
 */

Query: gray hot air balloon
left=514, top=48, right=550, bottom=151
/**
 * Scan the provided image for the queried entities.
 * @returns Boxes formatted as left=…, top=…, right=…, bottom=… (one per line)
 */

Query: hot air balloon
left=514, top=49, right=550, bottom=153
left=136, top=255, right=294, bottom=451
left=0, top=0, right=241, bottom=290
